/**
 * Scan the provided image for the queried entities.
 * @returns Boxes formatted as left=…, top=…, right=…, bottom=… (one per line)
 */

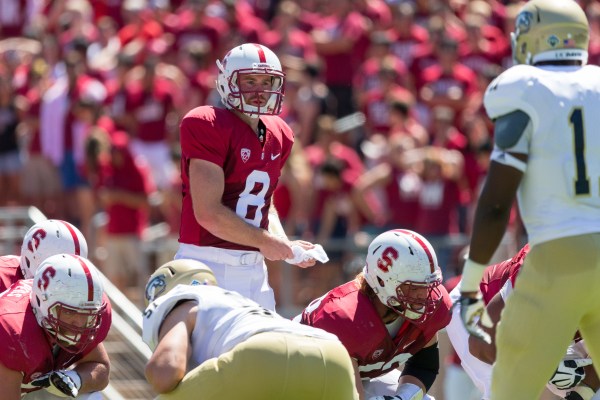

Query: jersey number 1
left=570, top=108, right=590, bottom=195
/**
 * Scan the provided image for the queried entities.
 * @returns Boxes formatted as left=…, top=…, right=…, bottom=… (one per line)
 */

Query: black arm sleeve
left=400, top=344, right=439, bottom=391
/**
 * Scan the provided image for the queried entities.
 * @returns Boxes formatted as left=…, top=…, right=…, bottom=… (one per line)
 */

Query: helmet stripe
left=59, top=221, right=81, bottom=255
left=396, top=229, right=435, bottom=273
left=253, top=43, right=267, bottom=63
left=71, top=255, right=94, bottom=301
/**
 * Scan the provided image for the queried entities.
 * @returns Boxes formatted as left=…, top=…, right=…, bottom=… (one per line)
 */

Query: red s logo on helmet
left=27, top=229, right=47, bottom=252
left=38, top=266, right=56, bottom=290
left=377, top=247, right=399, bottom=272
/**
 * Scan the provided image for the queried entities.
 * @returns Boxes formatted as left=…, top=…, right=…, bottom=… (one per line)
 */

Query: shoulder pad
left=484, top=65, right=538, bottom=120
left=142, top=285, right=199, bottom=351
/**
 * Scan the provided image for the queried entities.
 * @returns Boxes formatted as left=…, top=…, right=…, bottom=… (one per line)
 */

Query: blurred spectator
left=353, top=134, right=421, bottom=231
left=408, top=146, right=464, bottom=273
left=19, top=58, right=63, bottom=216
left=311, top=0, right=370, bottom=117
left=0, top=72, right=25, bottom=206
left=0, top=0, right=44, bottom=38
left=39, top=50, right=107, bottom=239
left=97, top=130, right=154, bottom=302
left=417, top=37, right=478, bottom=124
left=118, top=56, right=178, bottom=192
left=262, top=1, right=318, bottom=63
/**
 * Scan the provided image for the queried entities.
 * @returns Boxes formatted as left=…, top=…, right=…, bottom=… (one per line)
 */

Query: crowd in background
left=0, top=0, right=599, bottom=306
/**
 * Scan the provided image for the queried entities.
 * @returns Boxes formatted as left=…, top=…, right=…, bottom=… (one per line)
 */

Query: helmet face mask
left=511, top=0, right=589, bottom=65
left=216, top=43, right=285, bottom=118
left=144, top=259, right=217, bottom=306
left=20, top=220, right=88, bottom=279
left=31, top=254, right=105, bottom=353
left=363, top=229, right=442, bottom=324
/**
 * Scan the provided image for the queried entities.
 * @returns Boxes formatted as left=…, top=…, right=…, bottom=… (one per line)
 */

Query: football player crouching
left=143, top=259, right=359, bottom=400
left=0, top=254, right=111, bottom=399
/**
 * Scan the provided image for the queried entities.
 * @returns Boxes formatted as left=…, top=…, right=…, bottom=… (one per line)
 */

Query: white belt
left=176, top=244, right=264, bottom=266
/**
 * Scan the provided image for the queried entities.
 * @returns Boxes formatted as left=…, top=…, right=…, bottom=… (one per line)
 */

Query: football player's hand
left=565, top=383, right=596, bottom=400
left=456, top=294, right=492, bottom=344
left=549, top=358, right=592, bottom=390
left=31, top=369, right=81, bottom=398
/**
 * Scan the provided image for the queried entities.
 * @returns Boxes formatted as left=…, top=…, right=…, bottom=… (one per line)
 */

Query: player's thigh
left=493, top=238, right=593, bottom=398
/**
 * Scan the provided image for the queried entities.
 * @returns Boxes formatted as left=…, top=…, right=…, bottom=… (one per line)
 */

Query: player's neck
left=232, top=109, right=260, bottom=134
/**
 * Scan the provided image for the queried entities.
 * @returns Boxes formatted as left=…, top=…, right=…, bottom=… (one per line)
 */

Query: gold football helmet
left=144, top=259, right=217, bottom=306
left=511, top=0, right=589, bottom=65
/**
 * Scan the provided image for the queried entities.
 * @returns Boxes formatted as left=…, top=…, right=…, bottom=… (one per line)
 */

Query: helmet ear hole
left=25, top=258, right=30, bottom=268
left=377, top=276, right=385, bottom=288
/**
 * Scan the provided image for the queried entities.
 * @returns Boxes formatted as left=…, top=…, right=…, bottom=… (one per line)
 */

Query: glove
left=549, top=358, right=592, bottom=390
left=455, top=295, right=492, bottom=344
left=368, top=383, right=425, bottom=400
left=565, top=383, right=596, bottom=400
left=30, top=369, right=81, bottom=398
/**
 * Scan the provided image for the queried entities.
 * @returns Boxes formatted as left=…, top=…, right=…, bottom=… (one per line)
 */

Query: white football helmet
left=216, top=43, right=285, bottom=118
left=144, top=259, right=217, bottom=306
left=31, top=254, right=106, bottom=353
left=20, top=219, right=88, bottom=279
left=363, top=229, right=442, bottom=324
left=511, top=0, right=589, bottom=65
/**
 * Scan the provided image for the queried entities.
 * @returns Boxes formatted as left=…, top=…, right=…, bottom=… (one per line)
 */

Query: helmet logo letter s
left=27, top=229, right=47, bottom=252
left=37, top=266, right=56, bottom=291
left=377, top=247, right=399, bottom=272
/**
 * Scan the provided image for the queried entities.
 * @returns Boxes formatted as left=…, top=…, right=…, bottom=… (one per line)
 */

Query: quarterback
left=456, top=1, right=600, bottom=398
left=176, top=43, right=317, bottom=310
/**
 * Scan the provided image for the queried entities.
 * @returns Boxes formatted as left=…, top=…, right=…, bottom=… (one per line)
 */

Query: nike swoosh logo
left=271, top=153, right=281, bottom=160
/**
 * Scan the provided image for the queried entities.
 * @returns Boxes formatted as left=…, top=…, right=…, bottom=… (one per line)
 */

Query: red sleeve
left=180, top=107, right=229, bottom=168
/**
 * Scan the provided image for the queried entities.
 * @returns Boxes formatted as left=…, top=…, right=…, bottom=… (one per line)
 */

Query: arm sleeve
left=400, top=344, right=439, bottom=391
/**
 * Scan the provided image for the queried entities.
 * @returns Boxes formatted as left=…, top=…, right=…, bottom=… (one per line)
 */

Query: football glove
left=31, top=369, right=81, bottom=398
left=565, top=383, right=596, bottom=400
left=549, top=358, right=592, bottom=390
left=368, top=383, right=425, bottom=400
left=455, top=295, right=492, bottom=344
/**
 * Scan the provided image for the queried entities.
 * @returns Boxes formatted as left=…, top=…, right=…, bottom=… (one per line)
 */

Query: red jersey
left=299, top=280, right=452, bottom=379
left=480, top=244, right=529, bottom=305
left=0, top=255, right=22, bottom=293
left=0, top=280, right=112, bottom=393
left=179, top=106, right=294, bottom=250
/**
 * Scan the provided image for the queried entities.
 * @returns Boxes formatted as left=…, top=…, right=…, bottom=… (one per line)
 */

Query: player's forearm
left=194, top=203, right=271, bottom=249
left=468, top=198, right=512, bottom=266
left=74, top=361, right=110, bottom=393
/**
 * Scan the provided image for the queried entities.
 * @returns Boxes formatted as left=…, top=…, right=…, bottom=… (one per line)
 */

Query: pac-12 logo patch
left=241, top=148, right=251, bottom=163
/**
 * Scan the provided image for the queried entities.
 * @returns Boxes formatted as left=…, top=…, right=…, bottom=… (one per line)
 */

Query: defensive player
left=456, top=1, right=600, bottom=398
left=0, top=254, right=111, bottom=399
left=298, top=229, right=452, bottom=400
left=142, top=259, right=359, bottom=400
left=0, top=219, right=88, bottom=291
left=176, top=43, right=318, bottom=310
left=448, top=245, right=600, bottom=399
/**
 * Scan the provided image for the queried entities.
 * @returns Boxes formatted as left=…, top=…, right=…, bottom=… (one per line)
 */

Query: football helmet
left=20, top=219, right=88, bottom=279
left=144, top=259, right=217, bottom=306
left=511, top=0, right=589, bottom=65
left=31, top=254, right=105, bottom=353
left=216, top=43, right=285, bottom=118
left=363, top=229, right=442, bottom=324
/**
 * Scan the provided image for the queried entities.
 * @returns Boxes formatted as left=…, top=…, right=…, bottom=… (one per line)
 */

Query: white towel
left=285, top=244, right=329, bottom=265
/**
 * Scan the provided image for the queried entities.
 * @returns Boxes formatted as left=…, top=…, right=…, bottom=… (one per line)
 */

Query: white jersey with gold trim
left=484, top=64, right=600, bottom=246
left=143, top=285, right=339, bottom=368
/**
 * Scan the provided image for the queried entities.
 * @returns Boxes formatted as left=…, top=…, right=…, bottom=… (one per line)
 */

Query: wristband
left=460, top=259, right=487, bottom=293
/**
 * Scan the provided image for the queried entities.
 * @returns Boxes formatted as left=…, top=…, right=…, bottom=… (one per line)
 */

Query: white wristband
left=460, top=259, right=487, bottom=293
left=395, top=383, right=423, bottom=400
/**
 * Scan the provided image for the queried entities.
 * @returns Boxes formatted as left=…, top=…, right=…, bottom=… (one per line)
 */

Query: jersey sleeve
left=142, top=285, right=198, bottom=351
left=180, top=108, right=229, bottom=168
left=483, top=65, right=540, bottom=131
